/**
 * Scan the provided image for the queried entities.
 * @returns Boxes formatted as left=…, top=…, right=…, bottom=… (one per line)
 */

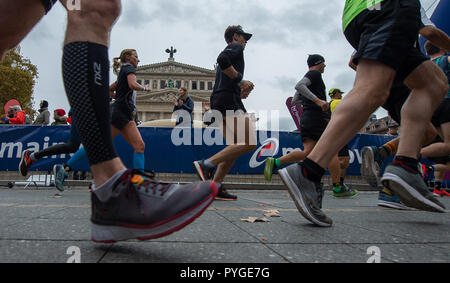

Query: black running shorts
left=431, top=99, right=450, bottom=128
left=345, top=0, right=427, bottom=82
left=338, top=144, right=350, bottom=158
left=41, top=0, right=58, bottom=14
left=382, top=80, right=410, bottom=125
left=111, top=104, right=134, bottom=130
left=210, top=91, right=246, bottom=117
left=300, top=110, right=329, bottom=142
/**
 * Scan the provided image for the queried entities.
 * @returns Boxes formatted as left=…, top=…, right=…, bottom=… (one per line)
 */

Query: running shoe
left=378, top=188, right=415, bottom=210
left=90, top=169, right=218, bottom=243
left=264, top=157, right=276, bottom=181
left=279, top=163, right=332, bottom=227
left=433, top=188, right=450, bottom=197
left=361, top=146, right=383, bottom=188
left=19, top=150, right=35, bottom=177
left=381, top=164, right=446, bottom=213
left=193, top=160, right=216, bottom=181
left=333, top=183, right=359, bottom=198
left=53, top=164, right=68, bottom=192
left=215, top=184, right=237, bottom=201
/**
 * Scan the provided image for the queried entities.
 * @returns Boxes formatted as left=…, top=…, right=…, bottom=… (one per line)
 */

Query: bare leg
left=0, top=0, right=46, bottom=60
left=397, top=61, right=448, bottom=159
left=421, top=123, right=450, bottom=158
left=308, top=59, right=395, bottom=168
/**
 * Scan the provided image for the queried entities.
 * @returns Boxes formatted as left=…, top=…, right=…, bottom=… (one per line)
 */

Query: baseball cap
left=225, top=26, right=253, bottom=43
left=328, top=88, right=345, bottom=98
left=307, top=54, right=325, bottom=67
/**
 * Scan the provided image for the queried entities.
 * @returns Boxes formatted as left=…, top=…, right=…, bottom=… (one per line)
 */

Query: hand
left=240, top=80, right=254, bottom=99
left=173, top=99, right=178, bottom=106
left=179, top=100, right=184, bottom=106
left=144, top=84, right=151, bottom=92
left=315, top=99, right=329, bottom=112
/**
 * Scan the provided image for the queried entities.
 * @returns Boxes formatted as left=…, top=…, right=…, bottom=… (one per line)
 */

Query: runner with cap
left=328, top=88, right=358, bottom=197
left=193, top=25, right=256, bottom=201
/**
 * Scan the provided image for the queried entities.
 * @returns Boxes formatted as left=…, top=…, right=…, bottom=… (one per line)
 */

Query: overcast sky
left=19, top=0, right=440, bottom=130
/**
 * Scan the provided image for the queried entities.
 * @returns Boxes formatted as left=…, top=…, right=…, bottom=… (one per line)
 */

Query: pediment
left=137, top=61, right=216, bottom=76
left=136, top=90, right=210, bottom=103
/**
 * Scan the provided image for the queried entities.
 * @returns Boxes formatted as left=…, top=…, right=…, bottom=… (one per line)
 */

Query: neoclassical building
left=135, top=48, right=216, bottom=122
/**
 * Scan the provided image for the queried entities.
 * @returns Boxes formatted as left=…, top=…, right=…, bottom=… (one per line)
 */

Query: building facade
left=135, top=53, right=216, bottom=122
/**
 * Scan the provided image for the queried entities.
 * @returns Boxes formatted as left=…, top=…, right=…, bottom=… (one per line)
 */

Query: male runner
left=193, top=25, right=256, bottom=201
left=263, top=57, right=356, bottom=203
left=278, top=0, right=448, bottom=227
left=1, top=0, right=217, bottom=243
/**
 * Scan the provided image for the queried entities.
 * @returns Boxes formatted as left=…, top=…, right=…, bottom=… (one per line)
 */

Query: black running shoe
left=193, top=160, right=216, bottom=181
left=215, top=185, right=237, bottom=201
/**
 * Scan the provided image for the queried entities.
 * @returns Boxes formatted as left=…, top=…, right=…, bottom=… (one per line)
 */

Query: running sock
left=204, top=159, right=215, bottom=168
left=379, top=141, right=397, bottom=160
left=92, top=169, right=128, bottom=202
left=393, top=156, right=419, bottom=174
left=300, top=158, right=325, bottom=183
left=66, top=147, right=88, bottom=170
left=275, top=158, right=281, bottom=169
left=62, top=42, right=117, bottom=166
left=133, top=152, right=145, bottom=170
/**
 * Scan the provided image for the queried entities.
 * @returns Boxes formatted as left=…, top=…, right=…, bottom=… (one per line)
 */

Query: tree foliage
left=0, top=46, right=38, bottom=119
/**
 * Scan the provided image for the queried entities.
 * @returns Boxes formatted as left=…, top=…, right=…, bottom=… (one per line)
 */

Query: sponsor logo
left=249, top=138, right=279, bottom=168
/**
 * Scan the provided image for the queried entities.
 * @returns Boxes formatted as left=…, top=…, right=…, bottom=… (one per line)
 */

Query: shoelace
left=123, top=169, right=172, bottom=204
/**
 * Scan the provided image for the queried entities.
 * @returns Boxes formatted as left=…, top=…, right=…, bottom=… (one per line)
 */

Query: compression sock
left=62, top=42, right=117, bottom=166
left=66, top=147, right=88, bottom=170
left=301, top=158, right=325, bottom=183
left=133, top=152, right=145, bottom=170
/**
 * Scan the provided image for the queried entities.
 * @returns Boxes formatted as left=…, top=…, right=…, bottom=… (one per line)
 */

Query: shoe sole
left=53, top=165, right=65, bottom=192
left=193, top=161, right=206, bottom=181
left=361, top=147, right=379, bottom=188
left=279, top=168, right=331, bottom=227
left=381, top=173, right=445, bottom=213
left=215, top=196, right=237, bottom=201
left=377, top=200, right=416, bottom=211
left=91, top=183, right=218, bottom=243
left=333, top=191, right=359, bottom=198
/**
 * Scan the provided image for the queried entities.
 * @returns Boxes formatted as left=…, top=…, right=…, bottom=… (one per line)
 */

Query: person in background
left=6, top=105, right=26, bottom=125
left=33, top=100, right=50, bottom=125
left=173, top=87, right=194, bottom=126
left=51, top=109, right=67, bottom=125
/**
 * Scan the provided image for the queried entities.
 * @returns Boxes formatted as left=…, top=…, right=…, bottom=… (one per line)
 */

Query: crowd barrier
left=0, top=125, right=448, bottom=185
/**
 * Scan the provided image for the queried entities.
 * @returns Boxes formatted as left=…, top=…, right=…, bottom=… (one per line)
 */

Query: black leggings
left=34, top=138, right=81, bottom=160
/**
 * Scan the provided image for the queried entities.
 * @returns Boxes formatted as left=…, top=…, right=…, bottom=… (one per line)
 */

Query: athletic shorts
left=431, top=99, right=450, bottom=128
left=111, top=103, right=134, bottom=130
left=210, top=91, right=246, bottom=117
left=41, top=0, right=58, bottom=14
left=383, top=80, right=410, bottom=125
left=338, top=144, right=350, bottom=158
left=300, top=110, right=329, bottom=142
left=345, top=0, right=427, bottom=82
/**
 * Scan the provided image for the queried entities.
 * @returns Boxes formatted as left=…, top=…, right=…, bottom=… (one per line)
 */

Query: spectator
left=51, top=109, right=68, bottom=125
left=173, top=87, right=194, bottom=126
left=33, top=100, right=50, bottom=125
left=6, top=105, right=26, bottom=125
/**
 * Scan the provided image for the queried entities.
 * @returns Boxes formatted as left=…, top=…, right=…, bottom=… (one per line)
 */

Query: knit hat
left=55, top=109, right=66, bottom=117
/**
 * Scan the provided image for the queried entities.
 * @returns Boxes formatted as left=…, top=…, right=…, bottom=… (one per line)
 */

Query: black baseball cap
left=225, top=26, right=253, bottom=43
left=307, top=54, right=325, bottom=67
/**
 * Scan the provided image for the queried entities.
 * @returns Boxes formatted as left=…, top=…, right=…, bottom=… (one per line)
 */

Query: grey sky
left=19, top=0, right=440, bottom=130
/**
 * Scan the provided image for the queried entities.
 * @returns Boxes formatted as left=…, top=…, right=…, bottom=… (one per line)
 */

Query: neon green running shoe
left=333, top=184, right=359, bottom=198
left=264, top=158, right=276, bottom=181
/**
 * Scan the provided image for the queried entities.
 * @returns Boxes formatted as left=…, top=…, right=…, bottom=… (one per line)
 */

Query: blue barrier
left=0, top=125, right=397, bottom=176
